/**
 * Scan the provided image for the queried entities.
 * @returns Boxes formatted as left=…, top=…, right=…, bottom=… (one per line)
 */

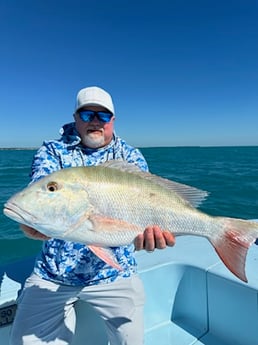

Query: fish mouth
left=3, top=202, right=38, bottom=225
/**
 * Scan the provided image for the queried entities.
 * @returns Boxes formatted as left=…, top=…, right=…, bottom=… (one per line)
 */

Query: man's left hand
left=134, top=225, right=175, bottom=252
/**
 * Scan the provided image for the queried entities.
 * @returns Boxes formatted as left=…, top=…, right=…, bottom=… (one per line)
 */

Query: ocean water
left=0, top=146, right=258, bottom=265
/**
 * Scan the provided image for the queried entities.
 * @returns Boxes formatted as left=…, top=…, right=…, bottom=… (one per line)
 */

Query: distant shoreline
left=0, top=148, right=38, bottom=151
left=0, top=145, right=257, bottom=151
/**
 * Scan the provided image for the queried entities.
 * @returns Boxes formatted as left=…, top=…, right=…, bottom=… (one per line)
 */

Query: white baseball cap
left=75, top=86, right=115, bottom=115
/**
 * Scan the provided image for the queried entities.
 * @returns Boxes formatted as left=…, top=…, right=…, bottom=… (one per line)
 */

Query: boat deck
left=1, top=234, right=258, bottom=345
left=139, top=236, right=258, bottom=345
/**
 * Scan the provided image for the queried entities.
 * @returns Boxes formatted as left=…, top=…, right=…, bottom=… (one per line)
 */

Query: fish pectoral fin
left=210, top=217, right=258, bottom=283
left=88, top=245, right=122, bottom=270
left=89, top=214, right=140, bottom=233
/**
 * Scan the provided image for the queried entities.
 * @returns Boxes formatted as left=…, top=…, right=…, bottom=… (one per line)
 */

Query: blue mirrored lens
left=78, top=110, right=113, bottom=123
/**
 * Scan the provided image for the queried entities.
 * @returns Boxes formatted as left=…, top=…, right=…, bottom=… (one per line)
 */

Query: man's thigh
left=79, top=275, right=145, bottom=345
left=10, top=274, right=79, bottom=345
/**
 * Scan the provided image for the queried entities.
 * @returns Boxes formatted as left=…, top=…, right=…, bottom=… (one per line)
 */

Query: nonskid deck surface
left=1, top=231, right=258, bottom=345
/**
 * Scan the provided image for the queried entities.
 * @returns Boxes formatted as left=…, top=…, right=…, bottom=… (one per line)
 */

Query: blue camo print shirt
left=31, top=122, right=149, bottom=286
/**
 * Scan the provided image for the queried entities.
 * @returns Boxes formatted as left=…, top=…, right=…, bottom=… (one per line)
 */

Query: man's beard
left=81, top=132, right=105, bottom=148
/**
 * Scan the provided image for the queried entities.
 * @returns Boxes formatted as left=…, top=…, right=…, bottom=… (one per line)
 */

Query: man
left=10, top=86, right=175, bottom=345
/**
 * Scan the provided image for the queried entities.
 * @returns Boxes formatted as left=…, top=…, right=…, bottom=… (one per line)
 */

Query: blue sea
left=0, top=147, right=258, bottom=265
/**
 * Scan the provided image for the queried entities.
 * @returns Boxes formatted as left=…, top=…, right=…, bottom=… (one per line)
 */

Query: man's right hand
left=20, top=224, right=50, bottom=241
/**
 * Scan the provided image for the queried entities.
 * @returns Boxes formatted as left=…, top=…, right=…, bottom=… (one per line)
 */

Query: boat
left=1, top=226, right=258, bottom=345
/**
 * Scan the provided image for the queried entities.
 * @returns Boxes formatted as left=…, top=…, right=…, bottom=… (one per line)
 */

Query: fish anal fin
left=88, top=245, right=123, bottom=271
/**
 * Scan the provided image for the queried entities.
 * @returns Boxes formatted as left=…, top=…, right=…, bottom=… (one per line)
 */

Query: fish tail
left=209, top=217, right=258, bottom=282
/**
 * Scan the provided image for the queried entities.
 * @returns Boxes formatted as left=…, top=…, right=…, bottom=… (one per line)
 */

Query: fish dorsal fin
left=153, top=178, right=209, bottom=207
left=101, top=160, right=208, bottom=208
left=101, top=159, right=142, bottom=173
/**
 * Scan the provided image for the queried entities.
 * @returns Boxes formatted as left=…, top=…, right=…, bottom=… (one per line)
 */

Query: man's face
left=74, top=106, right=115, bottom=148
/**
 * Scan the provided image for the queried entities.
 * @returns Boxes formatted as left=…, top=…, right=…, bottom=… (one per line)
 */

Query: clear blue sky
left=1, top=0, right=257, bottom=148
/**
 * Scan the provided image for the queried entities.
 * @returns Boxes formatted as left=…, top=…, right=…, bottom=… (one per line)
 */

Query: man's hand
left=20, top=224, right=50, bottom=241
left=134, top=225, right=175, bottom=252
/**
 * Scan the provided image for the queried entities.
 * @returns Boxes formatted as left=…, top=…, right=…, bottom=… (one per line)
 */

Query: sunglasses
left=78, top=110, right=113, bottom=123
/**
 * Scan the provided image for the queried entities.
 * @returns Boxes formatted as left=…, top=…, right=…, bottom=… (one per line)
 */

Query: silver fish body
left=3, top=161, right=258, bottom=282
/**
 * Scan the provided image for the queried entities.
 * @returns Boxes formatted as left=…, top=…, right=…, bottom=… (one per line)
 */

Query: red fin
left=88, top=245, right=122, bottom=271
left=210, top=218, right=258, bottom=282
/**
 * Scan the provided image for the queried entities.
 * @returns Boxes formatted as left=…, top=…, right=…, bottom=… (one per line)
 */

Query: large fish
left=3, top=161, right=258, bottom=282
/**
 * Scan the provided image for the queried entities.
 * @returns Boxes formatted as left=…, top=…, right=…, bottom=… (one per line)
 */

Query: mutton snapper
left=3, top=161, right=258, bottom=282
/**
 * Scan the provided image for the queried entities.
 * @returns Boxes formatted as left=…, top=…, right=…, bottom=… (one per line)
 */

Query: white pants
left=10, top=273, right=145, bottom=345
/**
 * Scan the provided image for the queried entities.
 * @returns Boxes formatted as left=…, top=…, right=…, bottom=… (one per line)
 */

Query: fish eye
left=47, top=181, right=59, bottom=192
